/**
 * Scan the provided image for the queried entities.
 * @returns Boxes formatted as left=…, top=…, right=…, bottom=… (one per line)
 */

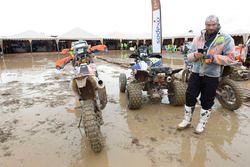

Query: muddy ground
left=0, top=51, right=250, bottom=167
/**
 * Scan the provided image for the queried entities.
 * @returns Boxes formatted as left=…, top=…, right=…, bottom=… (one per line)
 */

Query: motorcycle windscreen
left=151, top=0, right=162, bottom=54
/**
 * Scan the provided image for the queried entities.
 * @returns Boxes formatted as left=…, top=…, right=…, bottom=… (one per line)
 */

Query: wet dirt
left=0, top=51, right=250, bottom=167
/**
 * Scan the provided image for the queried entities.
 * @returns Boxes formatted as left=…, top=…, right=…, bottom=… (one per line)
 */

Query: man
left=177, top=15, right=235, bottom=134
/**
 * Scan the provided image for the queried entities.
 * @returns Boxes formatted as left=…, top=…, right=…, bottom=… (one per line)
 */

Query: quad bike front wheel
left=168, top=81, right=186, bottom=106
left=81, top=100, right=103, bottom=153
left=217, top=78, right=243, bottom=111
left=119, top=73, right=127, bottom=93
left=127, top=83, right=143, bottom=109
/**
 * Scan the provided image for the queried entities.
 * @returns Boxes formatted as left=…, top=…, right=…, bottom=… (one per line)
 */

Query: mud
left=0, top=51, right=250, bottom=167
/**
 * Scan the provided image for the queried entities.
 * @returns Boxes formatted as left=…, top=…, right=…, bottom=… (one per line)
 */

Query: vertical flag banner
left=151, top=0, right=162, bottom=54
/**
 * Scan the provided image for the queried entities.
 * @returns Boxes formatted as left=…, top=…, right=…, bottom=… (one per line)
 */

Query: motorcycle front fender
left=75, top=77, right=88, bottom=88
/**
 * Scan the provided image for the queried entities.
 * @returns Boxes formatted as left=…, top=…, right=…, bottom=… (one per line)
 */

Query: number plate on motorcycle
left=78, top=48, right=84, bottom=54
left=80, top=65, right=89, bottom=75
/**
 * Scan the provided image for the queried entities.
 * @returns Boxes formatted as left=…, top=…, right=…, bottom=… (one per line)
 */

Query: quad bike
left=56, top=41, right=107, bottom=153
left=182, top=59, right=243, bottom=111
left=228, top=66, right=249, bottom=81
left=119, top=52, right=186, bottom=110
left=231, top=39, right=250, bottom=81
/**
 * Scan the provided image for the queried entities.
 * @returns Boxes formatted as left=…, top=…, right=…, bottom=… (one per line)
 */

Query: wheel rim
left=220, top=85, right=237, bottom=105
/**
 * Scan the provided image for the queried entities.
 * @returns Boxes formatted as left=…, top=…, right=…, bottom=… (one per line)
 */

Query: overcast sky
left=0, top=0, right=249, bottom=36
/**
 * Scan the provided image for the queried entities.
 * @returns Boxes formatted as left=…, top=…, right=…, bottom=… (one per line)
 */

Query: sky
left=0, top=0, right=249, bottom=36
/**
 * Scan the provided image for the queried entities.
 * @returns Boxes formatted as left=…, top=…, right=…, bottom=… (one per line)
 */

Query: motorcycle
left=56, top=41, right=107, bottom=153
left=119, top=49, right=186, bottom=110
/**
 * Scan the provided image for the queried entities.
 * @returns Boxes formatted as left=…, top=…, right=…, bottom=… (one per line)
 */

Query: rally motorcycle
left=56, top=41, right=107, bottom=153
left=119, top=47, right=186, bottom=109
left=182, top=55, right=243, bottom=111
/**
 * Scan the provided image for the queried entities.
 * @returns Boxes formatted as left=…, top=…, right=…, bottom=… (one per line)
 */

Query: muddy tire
left=98, top=87, right=107, bottom=110
left=81, top=100, right=103, bottom=153
left=127, top=84, right=142, bottom=110
left=217, top=78, right=243, bottom=111
left=119, top=73, right=127, bottom=93
left=168, top=81, right=186, bottom=106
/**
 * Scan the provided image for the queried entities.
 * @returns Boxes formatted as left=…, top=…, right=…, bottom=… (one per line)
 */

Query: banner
left=151, top=0, right=162, bottom=54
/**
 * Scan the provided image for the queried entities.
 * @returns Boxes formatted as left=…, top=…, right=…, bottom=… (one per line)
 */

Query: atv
left=119, top=53, right=186, bottom=110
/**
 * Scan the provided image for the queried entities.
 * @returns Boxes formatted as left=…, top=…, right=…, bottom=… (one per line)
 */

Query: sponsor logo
left=154, top=17, right=161, bottom=44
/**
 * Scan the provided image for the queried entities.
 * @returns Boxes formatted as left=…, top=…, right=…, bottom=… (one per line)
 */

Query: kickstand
left=78, top=99, right=84, bottom=128
left=78, top=114, right=83, bottom=128
left=78, top=126, right=84, bottom=137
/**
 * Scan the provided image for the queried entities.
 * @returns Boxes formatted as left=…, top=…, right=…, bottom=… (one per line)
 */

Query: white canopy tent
left=229, top=30, right=250, bottom=43
left=1, top=31, right=57, bottom=54
left=3, top=30, right=55, bottom=41
left=58, top=28, right=100, bottom=40
left=102, top=32, right=151, bottom=40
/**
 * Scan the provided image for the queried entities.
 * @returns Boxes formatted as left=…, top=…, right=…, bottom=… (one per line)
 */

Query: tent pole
left=56, top=39, right=59, bottom=53
left=0, top=39, right=3, bottom=56
left=29, top=40, right=33, bottom=53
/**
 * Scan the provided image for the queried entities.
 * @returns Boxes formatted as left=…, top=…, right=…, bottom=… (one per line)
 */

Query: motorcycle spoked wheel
left=216, top=78, right=243, bottom=111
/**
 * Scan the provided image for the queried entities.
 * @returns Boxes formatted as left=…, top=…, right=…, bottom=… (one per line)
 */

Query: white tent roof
left=163, top=32, right=196, bottom=39
left=229, top=29, right=250, bottom=36
left=58, top=28, right=100, bottom=40
left=3, top=30, right=55, bottom=40
left=102, top=32, right=151, bottom=40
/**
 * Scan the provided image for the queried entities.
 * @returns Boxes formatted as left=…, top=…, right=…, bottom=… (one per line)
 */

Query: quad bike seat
left=150, top=66, right=182, bottom=75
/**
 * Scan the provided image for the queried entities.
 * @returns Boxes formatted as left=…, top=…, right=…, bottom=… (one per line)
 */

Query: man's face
left=206, top=21, right=218, bottom=34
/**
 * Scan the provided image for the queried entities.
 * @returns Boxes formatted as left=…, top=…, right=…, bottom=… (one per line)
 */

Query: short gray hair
left=205, top=15, right=220, bottom=24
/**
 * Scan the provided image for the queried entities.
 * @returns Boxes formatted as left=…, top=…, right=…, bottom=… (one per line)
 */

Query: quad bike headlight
left=157, top=73, right=166, bottom=82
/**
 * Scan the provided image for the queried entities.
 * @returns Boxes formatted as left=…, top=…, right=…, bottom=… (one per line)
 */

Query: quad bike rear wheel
left=81, top=100, right=103, bottom=153
left=119, top=73, right=127, bottom=93
left=168, top=81, right=186, bottom=106
left=217, top=78, right=243, bottom=111
left=127, top=83, right=143, bottom=109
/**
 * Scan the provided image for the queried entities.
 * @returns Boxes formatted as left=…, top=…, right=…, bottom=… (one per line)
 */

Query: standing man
left=177, top=15, right=235, bottom=134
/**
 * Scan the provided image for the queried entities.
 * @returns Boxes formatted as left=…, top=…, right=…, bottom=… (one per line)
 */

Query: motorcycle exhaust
left=166, top=76, right=172, bottom=83
left=96, top=79, right=105, bottom=89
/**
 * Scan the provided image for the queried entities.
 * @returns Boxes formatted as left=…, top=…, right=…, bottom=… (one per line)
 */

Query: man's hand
left=203, top=54, right=214, bottom=64
left=194, top=52, right=204, bottom=59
